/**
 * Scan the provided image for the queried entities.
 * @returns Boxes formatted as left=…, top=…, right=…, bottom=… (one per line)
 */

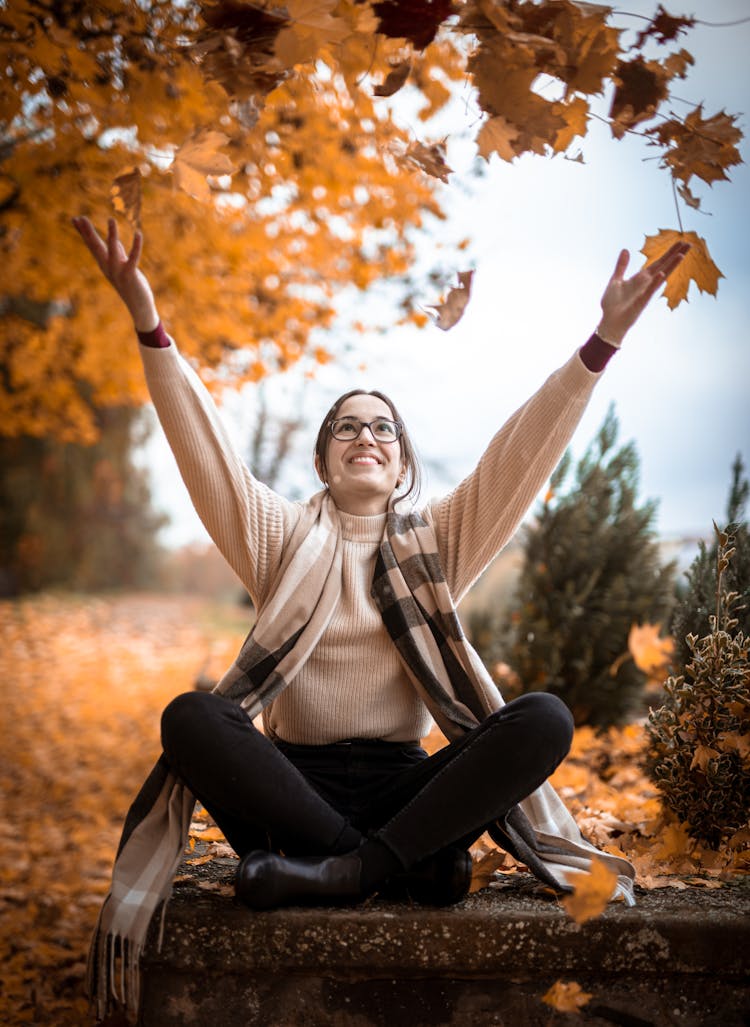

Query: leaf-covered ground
left=1, top=594, right=745, bottom=1025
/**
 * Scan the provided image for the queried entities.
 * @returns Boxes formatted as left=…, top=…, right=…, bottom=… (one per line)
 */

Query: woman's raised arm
left=430, top=240, right=691, bottom=600
left=72, top=216, right=159, bottom=332
left=71, top=214, right=300, bottom=604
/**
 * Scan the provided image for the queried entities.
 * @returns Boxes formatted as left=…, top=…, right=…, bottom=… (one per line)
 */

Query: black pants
left=160, top=690, right=573, bottom=871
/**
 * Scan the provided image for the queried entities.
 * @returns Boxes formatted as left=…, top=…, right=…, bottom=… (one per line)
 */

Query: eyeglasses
left=328, top=417, right=402, bottom=443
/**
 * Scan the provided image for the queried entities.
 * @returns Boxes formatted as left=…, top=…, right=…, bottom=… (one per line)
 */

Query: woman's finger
left=72, top=216, right=109, bottom=269
left=106, top=217, right=119, bottom=267
left=610, top=248, right=630, bottom=282
left=647, top=241, right=689, bottom=278
left=125, top=230, right=143, bottom=272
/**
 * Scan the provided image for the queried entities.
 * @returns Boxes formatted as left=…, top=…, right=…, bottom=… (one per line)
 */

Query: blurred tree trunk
left=0, top=408, right=167, bottom=595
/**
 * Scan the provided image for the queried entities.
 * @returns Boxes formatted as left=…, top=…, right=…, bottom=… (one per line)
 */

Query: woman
left=73, top=216, right=687, bottom=1018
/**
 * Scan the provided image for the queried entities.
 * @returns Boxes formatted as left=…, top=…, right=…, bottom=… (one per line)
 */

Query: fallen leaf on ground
left=470, top=848, right=508, bottom=893
left=542, top=979, right=593, bottom=1012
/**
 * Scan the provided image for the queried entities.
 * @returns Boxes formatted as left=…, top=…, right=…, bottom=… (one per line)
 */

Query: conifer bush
left=646, top=527, right=750, bottom=849
left=482, top=406, right=674, bottom=728
left=671, top=455, right=750, bottom=671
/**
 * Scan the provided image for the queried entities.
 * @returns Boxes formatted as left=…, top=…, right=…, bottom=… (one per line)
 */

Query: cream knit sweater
left=140, top=342, right=602, bottom=744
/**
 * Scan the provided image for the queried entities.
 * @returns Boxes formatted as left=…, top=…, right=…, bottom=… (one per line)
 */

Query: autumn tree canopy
left=1, top=0, right=743, bottom=443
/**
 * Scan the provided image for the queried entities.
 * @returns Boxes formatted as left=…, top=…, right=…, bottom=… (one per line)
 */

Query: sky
left=139, top=0, right=750, bottom=550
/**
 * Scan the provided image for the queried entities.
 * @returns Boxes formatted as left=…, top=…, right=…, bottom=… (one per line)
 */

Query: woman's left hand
left=597, top=241, right=690, bottom=346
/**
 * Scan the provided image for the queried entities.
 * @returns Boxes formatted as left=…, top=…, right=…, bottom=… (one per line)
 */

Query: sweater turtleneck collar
left=336, top=508, right=388, bottom=543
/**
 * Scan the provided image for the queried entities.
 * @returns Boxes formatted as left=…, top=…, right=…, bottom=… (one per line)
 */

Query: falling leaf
left=628, top=623, right=673, bottom=678
left=426, top=270, right=474, bottom=330
left=400, top=139, right=453, bottom=182
left=173, top=129, right=237, bottom=202
left=477, top=116, right=520, bottom=162
left=562, top=858, right=617, bottom=923
left=110, top=166, right=142, bottom=229
left=542, top=979, right=593, bottom=1013
left=635, top=6, right=696, bottom=47
left=677, top=183, right=700, bottom=210
left=374, top=60, right=411, bottom=97
left=469, top=847, right=508, bottom=893
left=641, top=229, right=723, bottom=308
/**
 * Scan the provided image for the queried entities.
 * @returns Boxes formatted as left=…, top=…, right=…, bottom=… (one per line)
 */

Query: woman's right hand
left=72, top=216, right=160, bottom=332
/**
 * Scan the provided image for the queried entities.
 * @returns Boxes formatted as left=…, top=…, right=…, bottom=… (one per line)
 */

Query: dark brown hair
left=313, top=389, right=423, bottom=504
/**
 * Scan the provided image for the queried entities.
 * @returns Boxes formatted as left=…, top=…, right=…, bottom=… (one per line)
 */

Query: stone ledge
left=138, top=857, right=750, bottom=1027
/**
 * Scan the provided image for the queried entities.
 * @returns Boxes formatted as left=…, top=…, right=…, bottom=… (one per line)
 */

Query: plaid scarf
left=88, top=490, right=635, bottom=1020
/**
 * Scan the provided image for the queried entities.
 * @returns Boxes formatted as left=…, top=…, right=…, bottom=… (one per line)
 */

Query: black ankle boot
left=235, top=850, right=364, bottom=910
left=380, top=846, right=473, bottom=906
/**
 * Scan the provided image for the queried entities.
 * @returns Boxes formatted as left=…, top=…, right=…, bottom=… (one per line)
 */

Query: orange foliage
left=0, top=593, right=248, bottom=1025
left=1, top=2, right=742, bottom=443
left=2, top=593, right=748, bottom=1023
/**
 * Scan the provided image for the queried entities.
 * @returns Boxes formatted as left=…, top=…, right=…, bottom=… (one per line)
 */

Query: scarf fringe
left=87, top=917, right=143, bottom=1024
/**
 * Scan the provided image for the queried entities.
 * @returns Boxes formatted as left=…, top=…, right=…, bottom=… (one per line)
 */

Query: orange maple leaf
left=641, top=229, right=723, bottom=309
left=274, top=0, right=350, bottom=66
left=717, top=731, right=750, bottom=764
left=469, top=847, right=508, bottom=893
left=173, top=129, right=236, bottom=202
left=651, top=819, right=693, bottom=862
left=689, top=742, right=721, bottom=772
left=477, top=115, right=520, bottom=162
left=553, top=96, right=589, bottom=153
left=374, top=60, right=411, bottom=98
left=628, top=622, right=673, bottom=678
left=650, top=106, right=742, bottom=187
left=542, top=979, right=593, bottom=1013
left=562, top=858, right=617, bottom=923
left=400, top=139, right=453, bottom=183
left=110, top=166, right=142, bottom=229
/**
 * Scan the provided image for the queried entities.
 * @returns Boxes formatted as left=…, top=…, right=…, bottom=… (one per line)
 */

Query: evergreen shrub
left=474, top=405, right=674, bottom=728
left=671, top=455, right=750, bottom=671
left=647, top=526, right=750, bottom=849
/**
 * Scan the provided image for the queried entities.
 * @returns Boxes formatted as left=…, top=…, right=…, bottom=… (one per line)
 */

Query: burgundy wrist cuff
left=580, top=332, right=618, bottom=373
left=137, top=322, right=170, bottom=349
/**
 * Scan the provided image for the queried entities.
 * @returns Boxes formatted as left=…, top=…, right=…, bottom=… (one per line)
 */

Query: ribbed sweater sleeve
left=429, top=349, right=602, bottom=603
left=138, top=339, right=300, bottom=606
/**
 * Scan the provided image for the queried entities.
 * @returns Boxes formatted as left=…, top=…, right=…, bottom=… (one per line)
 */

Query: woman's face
left=321, top=394, right=405, bottom=515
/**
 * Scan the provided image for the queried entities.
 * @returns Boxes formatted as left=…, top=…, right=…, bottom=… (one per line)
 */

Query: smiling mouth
left=349, top=456, right=381, bottom=465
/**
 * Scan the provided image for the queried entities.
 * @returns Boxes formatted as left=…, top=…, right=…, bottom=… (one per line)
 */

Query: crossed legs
left=161, top=689, right=573, bottom=906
